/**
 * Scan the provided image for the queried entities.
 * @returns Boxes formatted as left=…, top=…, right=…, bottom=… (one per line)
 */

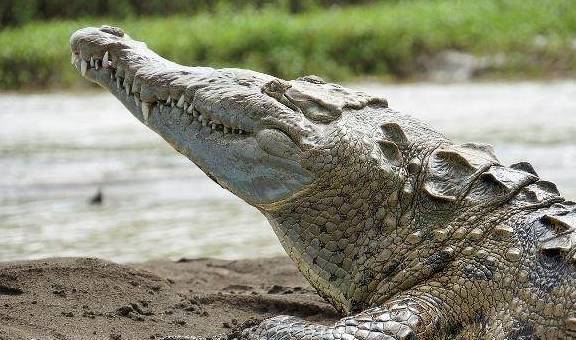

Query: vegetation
left=0, top=0, right=575, bottom=90
left=0, top=0, right=377, bottom=28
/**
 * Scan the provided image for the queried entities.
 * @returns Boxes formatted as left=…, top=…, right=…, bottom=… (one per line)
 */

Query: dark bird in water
left=88, top=188, right=103, bottom=205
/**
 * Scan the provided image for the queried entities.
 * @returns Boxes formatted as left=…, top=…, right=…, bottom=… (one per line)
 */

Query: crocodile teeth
left=103, top=51, right=110, bottom=68
left=224, top=127, right=230, bottom=134
left=123, top=77, right=130, bottom=89
left=186, top=104, right=194, bottom=114
left=90, top=57, right=95, bottom=67
left=177, top=95, right=185, bottom=108
left=128, top=83, right=142, bottom=93
left=70, top=53, right=76, bottom=65
left=116, top=76, right=121, bottom=88
left=125, top=82, right=130, bottom=95
left=134, top=96, right=140, bottom=107
left=142, top=102, right=150, bottom=121
left=80, top=59, right=88, bottom=76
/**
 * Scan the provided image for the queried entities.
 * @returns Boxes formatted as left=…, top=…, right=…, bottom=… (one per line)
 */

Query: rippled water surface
left=1, top=81, right=575, bottom=262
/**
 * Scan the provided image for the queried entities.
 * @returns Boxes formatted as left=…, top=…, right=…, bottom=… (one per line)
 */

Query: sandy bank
left=0, top=257, right=338, bottom=340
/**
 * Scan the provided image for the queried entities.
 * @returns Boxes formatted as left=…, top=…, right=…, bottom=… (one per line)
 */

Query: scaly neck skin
left=265, top=185, right=549, bottom=317
left=263, top=163, right=416, bottom=315
left=261, top=131, right=564, bottom=316
left=256, top=117, right=447, bottom=315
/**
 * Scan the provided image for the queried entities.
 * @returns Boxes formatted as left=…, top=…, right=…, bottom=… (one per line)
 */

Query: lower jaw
left=92, top=70, right=253, bottom=153
left=83, top=68, right=275, bottom=203
left=80, top=64, right=250, bottom=164
left=77, top=60, right=312, bottom=205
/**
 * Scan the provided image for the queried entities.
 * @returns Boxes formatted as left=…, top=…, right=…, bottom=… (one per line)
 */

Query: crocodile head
left=70, top=26, right=314, bottom=206
left=69, top=25, right=393, bottom=209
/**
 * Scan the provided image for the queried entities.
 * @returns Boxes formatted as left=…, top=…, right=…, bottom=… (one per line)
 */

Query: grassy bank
left=1, top=0, right=575, bottom=90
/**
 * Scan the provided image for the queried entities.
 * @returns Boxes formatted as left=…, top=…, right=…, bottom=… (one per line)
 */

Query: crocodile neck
left=263, top=167, right=412, bottom=314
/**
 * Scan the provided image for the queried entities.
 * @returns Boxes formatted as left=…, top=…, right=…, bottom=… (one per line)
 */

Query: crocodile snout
left=69, top=25, right=130, bottom=58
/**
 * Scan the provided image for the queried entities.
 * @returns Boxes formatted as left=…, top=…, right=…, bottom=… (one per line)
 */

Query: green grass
left=1, top=0, right=575, bottom=90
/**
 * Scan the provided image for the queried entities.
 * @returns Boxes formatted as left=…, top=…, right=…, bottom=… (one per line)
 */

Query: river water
left=1, top=81, right=575, bottom=262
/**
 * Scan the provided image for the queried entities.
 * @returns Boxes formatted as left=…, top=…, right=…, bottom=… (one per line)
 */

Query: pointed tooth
left=142, top=102, right=150, bottom=122
left=165, top=96, right=171, bottom=105
left=95, top=61, right=99, bottom=70
left=134, top=96, right=140, bottom=107
left=186, top=104, right=194, bottom=114
left=192, top=110, right=199, bottom=117
left=116, top=76, right=121, bottom=88
left=224, top=127, right=230, bottom=134
left=177, top=94, right=185, bottom=108
left=90, top=57, right=95, bottom=67
left=238, top=130, right=243, bottom=135
left=103, top=51, right=110, bottom=68
left=198, top=115, right=204, bottom=121
left=211, top=123, right=216, bottom=129
left=70, top=53, right=75, bottom=65
left=124, top=78, right=131, bottom=95
left=81, top=59, right=88, bottom=76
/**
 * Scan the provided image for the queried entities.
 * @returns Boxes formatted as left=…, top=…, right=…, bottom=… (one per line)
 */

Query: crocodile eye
left=268, top=81, right=281, bottom=92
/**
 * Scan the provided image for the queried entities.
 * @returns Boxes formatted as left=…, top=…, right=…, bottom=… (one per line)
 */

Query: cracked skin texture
left=70, top=26, right=576, bottom=339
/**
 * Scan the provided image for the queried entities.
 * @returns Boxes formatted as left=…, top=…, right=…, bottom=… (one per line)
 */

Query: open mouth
left=70, top=41, right=249, bottom=136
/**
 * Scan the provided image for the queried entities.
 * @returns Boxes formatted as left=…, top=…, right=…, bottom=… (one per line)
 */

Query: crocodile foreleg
left=160, top=292, right=447, bottom=340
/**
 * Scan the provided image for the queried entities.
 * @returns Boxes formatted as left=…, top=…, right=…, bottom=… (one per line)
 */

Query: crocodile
left=70, top=26, right=576, bottom=339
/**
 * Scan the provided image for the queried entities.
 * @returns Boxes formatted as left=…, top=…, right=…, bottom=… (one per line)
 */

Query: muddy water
left=1, top=81, right=574, bottom=262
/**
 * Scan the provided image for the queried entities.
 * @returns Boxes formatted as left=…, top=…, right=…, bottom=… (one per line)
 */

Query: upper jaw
left=70, top=26, right=264, bottom=135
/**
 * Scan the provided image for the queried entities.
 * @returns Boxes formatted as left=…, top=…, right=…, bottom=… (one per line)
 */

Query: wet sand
left=0, top=257, right=338, bottom=340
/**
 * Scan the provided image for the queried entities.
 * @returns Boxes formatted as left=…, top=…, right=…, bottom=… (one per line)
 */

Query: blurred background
left=0, top=0, right=575, bottom=262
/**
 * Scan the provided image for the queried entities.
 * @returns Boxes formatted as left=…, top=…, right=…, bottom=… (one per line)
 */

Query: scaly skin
left=70, top=26, right=576, bottom=339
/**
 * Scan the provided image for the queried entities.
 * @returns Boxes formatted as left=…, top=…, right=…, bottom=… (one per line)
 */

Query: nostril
left=99, top=25, right=124, bottom=37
